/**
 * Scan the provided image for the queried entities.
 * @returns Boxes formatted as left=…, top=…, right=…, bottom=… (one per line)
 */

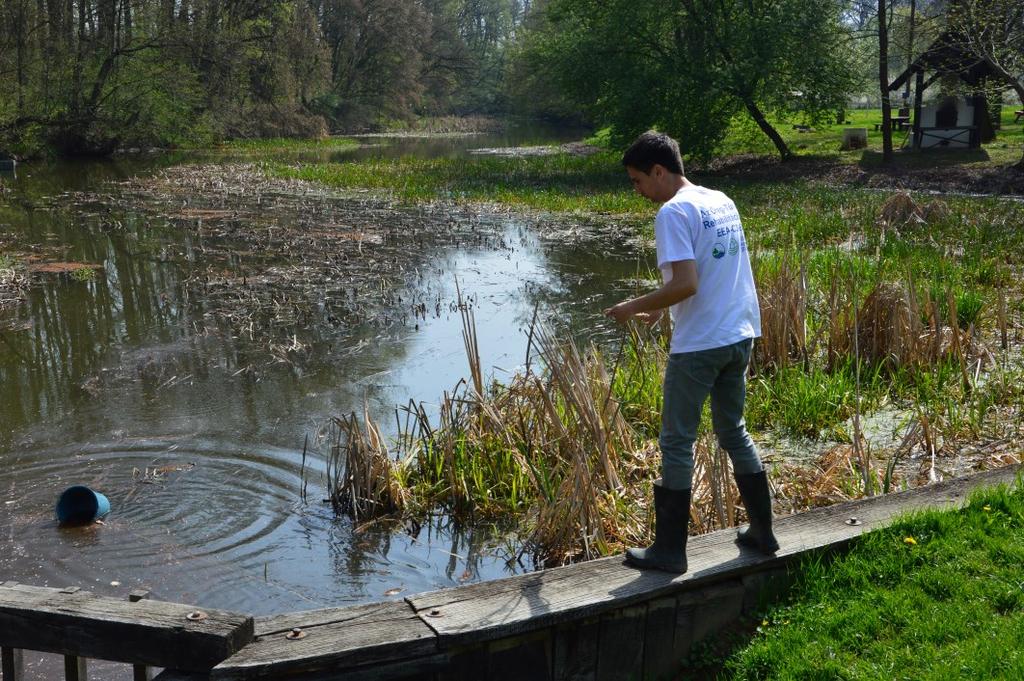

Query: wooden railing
left=0, top=582, right=253, bottom=680
left=2, top=465, right=1020, bottom=681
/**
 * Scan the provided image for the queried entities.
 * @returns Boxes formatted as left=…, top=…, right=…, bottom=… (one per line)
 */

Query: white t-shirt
left=655, top=185, right=761, bottom=354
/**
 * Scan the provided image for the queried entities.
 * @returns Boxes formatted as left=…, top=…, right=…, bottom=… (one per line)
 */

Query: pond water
left=0, top=125, right=650, bottom=622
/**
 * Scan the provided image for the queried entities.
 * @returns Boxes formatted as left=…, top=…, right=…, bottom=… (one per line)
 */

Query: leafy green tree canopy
left=512, top=0, right=858, bottom=160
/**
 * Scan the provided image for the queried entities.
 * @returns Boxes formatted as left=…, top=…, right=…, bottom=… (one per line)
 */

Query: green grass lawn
left=268, top=152, right=652, bottom=215
left=220, top=136, right=359, bottom=153
left=719, top=107, right=1024, bottom=166
left=715, top=480, right=1024, bottom=680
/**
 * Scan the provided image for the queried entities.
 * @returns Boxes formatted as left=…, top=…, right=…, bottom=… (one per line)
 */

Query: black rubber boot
left=625, top=481, right=690, bottom=573
left=734, top=470, right=780, bottom=554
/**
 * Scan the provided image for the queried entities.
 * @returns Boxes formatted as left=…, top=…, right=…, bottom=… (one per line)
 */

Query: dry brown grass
left=826, top=279, right=991, bottom=372
left=323, top=407, right=409, bottom=521
left=878, top=192, right=924, bottom=228
left=920, top=198, right=951, bottom=224
left=321, top=306, right=770, bottom=566
left=755, top=254, right=807, bottom=370
left=0, top=259, right=28, bottom=308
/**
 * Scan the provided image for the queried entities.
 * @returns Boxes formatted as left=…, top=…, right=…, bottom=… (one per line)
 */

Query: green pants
left=660, top=338, right=763, bottom=490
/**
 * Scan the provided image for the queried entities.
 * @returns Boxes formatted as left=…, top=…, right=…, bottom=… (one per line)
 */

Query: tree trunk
left=971, top=58, right=1024, bottom=168
left=65, top=0, right=73, bottom=49
left=15, top=0, right=27, bottom=115
left=97, top=0, right=115, bottom=52
left=123, top=0, right=132, bottom=45
left=161, top=0, right=175, bottom=28
left=742, top=96, right=793, bottom=161
left=72, top=0, right=87, bottom=116
left=878, top=0, right=893, bottom=163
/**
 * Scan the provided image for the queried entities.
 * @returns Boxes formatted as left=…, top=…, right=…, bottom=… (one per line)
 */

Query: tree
left=512, top=0, right=858, bottom=160
left=879, top=0, right=895, bottom=163
left=947, top=0, right=1024, bottom=165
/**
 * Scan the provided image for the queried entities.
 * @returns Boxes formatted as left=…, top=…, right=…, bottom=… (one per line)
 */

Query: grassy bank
left=221, top=136, right=359, bottom=153
left=718, top=107, right=1024, bottom=164
left=271, top=152, right=650, bottom=214
left=267, top=106, right=1024, bottom=213
left=716, top=480, right=1024, bottom=679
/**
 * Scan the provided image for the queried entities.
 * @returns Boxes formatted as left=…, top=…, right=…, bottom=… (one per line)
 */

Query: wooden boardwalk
left=2, top=464, right=1020, bottom=681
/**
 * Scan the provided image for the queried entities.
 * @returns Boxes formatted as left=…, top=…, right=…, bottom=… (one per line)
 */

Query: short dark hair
left=621, top=131, right=684, bottom=175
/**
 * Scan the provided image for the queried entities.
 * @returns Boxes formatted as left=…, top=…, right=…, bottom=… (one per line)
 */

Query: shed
left=888, top=32, right=999, bottom=150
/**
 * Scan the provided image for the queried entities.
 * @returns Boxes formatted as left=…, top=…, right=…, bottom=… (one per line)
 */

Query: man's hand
left=634, top=309, right=665, bottom=326
left=604, top=300, right=637, bottom=324
left=605, top=302, right=664, bottom=326
left=604, top=260, right=696, bottom=326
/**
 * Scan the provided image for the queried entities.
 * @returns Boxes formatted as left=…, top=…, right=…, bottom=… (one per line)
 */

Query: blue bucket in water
left=56, top=485, right=111, bottom=525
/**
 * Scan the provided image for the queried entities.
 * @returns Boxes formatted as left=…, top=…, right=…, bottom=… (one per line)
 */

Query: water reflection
left=0, top=136, right=645, bottom=617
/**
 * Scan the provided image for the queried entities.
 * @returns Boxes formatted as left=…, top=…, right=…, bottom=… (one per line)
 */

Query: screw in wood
left=426, top=609, right=443, bottom=618
left=285, top=628, right=307, bottom=640
left=844, top=517, right=862, bottom=526
left=186, top=611, right=208, bottom=621
left=128, top=590, right=151, bottom=603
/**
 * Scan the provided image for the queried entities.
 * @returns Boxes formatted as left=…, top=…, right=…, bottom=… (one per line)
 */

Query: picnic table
left=874, top=116, right=911, bottom=132
left=1015, top=110, right=1023, bottom=123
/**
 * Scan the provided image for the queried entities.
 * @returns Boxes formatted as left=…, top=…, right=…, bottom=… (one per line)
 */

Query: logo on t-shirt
left=729, top=238, right=739, bottom=256
left=712, top=242, right=726, bottom=259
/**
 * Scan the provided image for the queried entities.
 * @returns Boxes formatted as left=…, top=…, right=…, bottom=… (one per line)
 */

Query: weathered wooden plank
left=0, top=585, right=253, bottom=672
left=741, top=567, right=793, bottom=613
left=64, top=655, right=88, bottom=681
left=250, top=601, right=418, bottom=637
left=670, top=590, right=695, bottom=664
left=1, top=646, right=24, bottom=681
left=289, top=655, right=446, bottom=681
left=678, top=581, right=744, bottom=647
left=552, top=616, right=600, bottom=681
left=406, top=465, right=1021, bottom=645
left=129, top=589, right=153, bottom=681
left=211, top=601, right=437, bottom=680
left=487, top=631, right=552, bottom=681
left=595, top=605, right=645, bottom=681
left=642, top=598, right=677, bottom=681
left=436, top=644, right=488, bottom=681
left=151, top=670, right=209, bottom=681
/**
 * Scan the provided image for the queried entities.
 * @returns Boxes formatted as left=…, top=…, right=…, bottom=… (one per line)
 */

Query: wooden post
left=642, top=598, right=678, bottom=681
left=129, top=590, right=153, bottom=681
left=63, top=655, right=87, bottom=681
left=1, top=647, right=24, bottom=681
left=2, top=582, right=24, bottom=681
left=596, top=605, right=646, bottom=681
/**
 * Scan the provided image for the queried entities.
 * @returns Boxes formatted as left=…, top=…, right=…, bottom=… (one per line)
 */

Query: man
left=604, top=131, right=778, bottom=573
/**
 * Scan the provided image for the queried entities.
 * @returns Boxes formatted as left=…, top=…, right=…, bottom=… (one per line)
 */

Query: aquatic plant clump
left=325, top=307, right=642, bottom=565
left=324, top=309, right=875, bottom=566
left=0, top=254, right=28, bottom=309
